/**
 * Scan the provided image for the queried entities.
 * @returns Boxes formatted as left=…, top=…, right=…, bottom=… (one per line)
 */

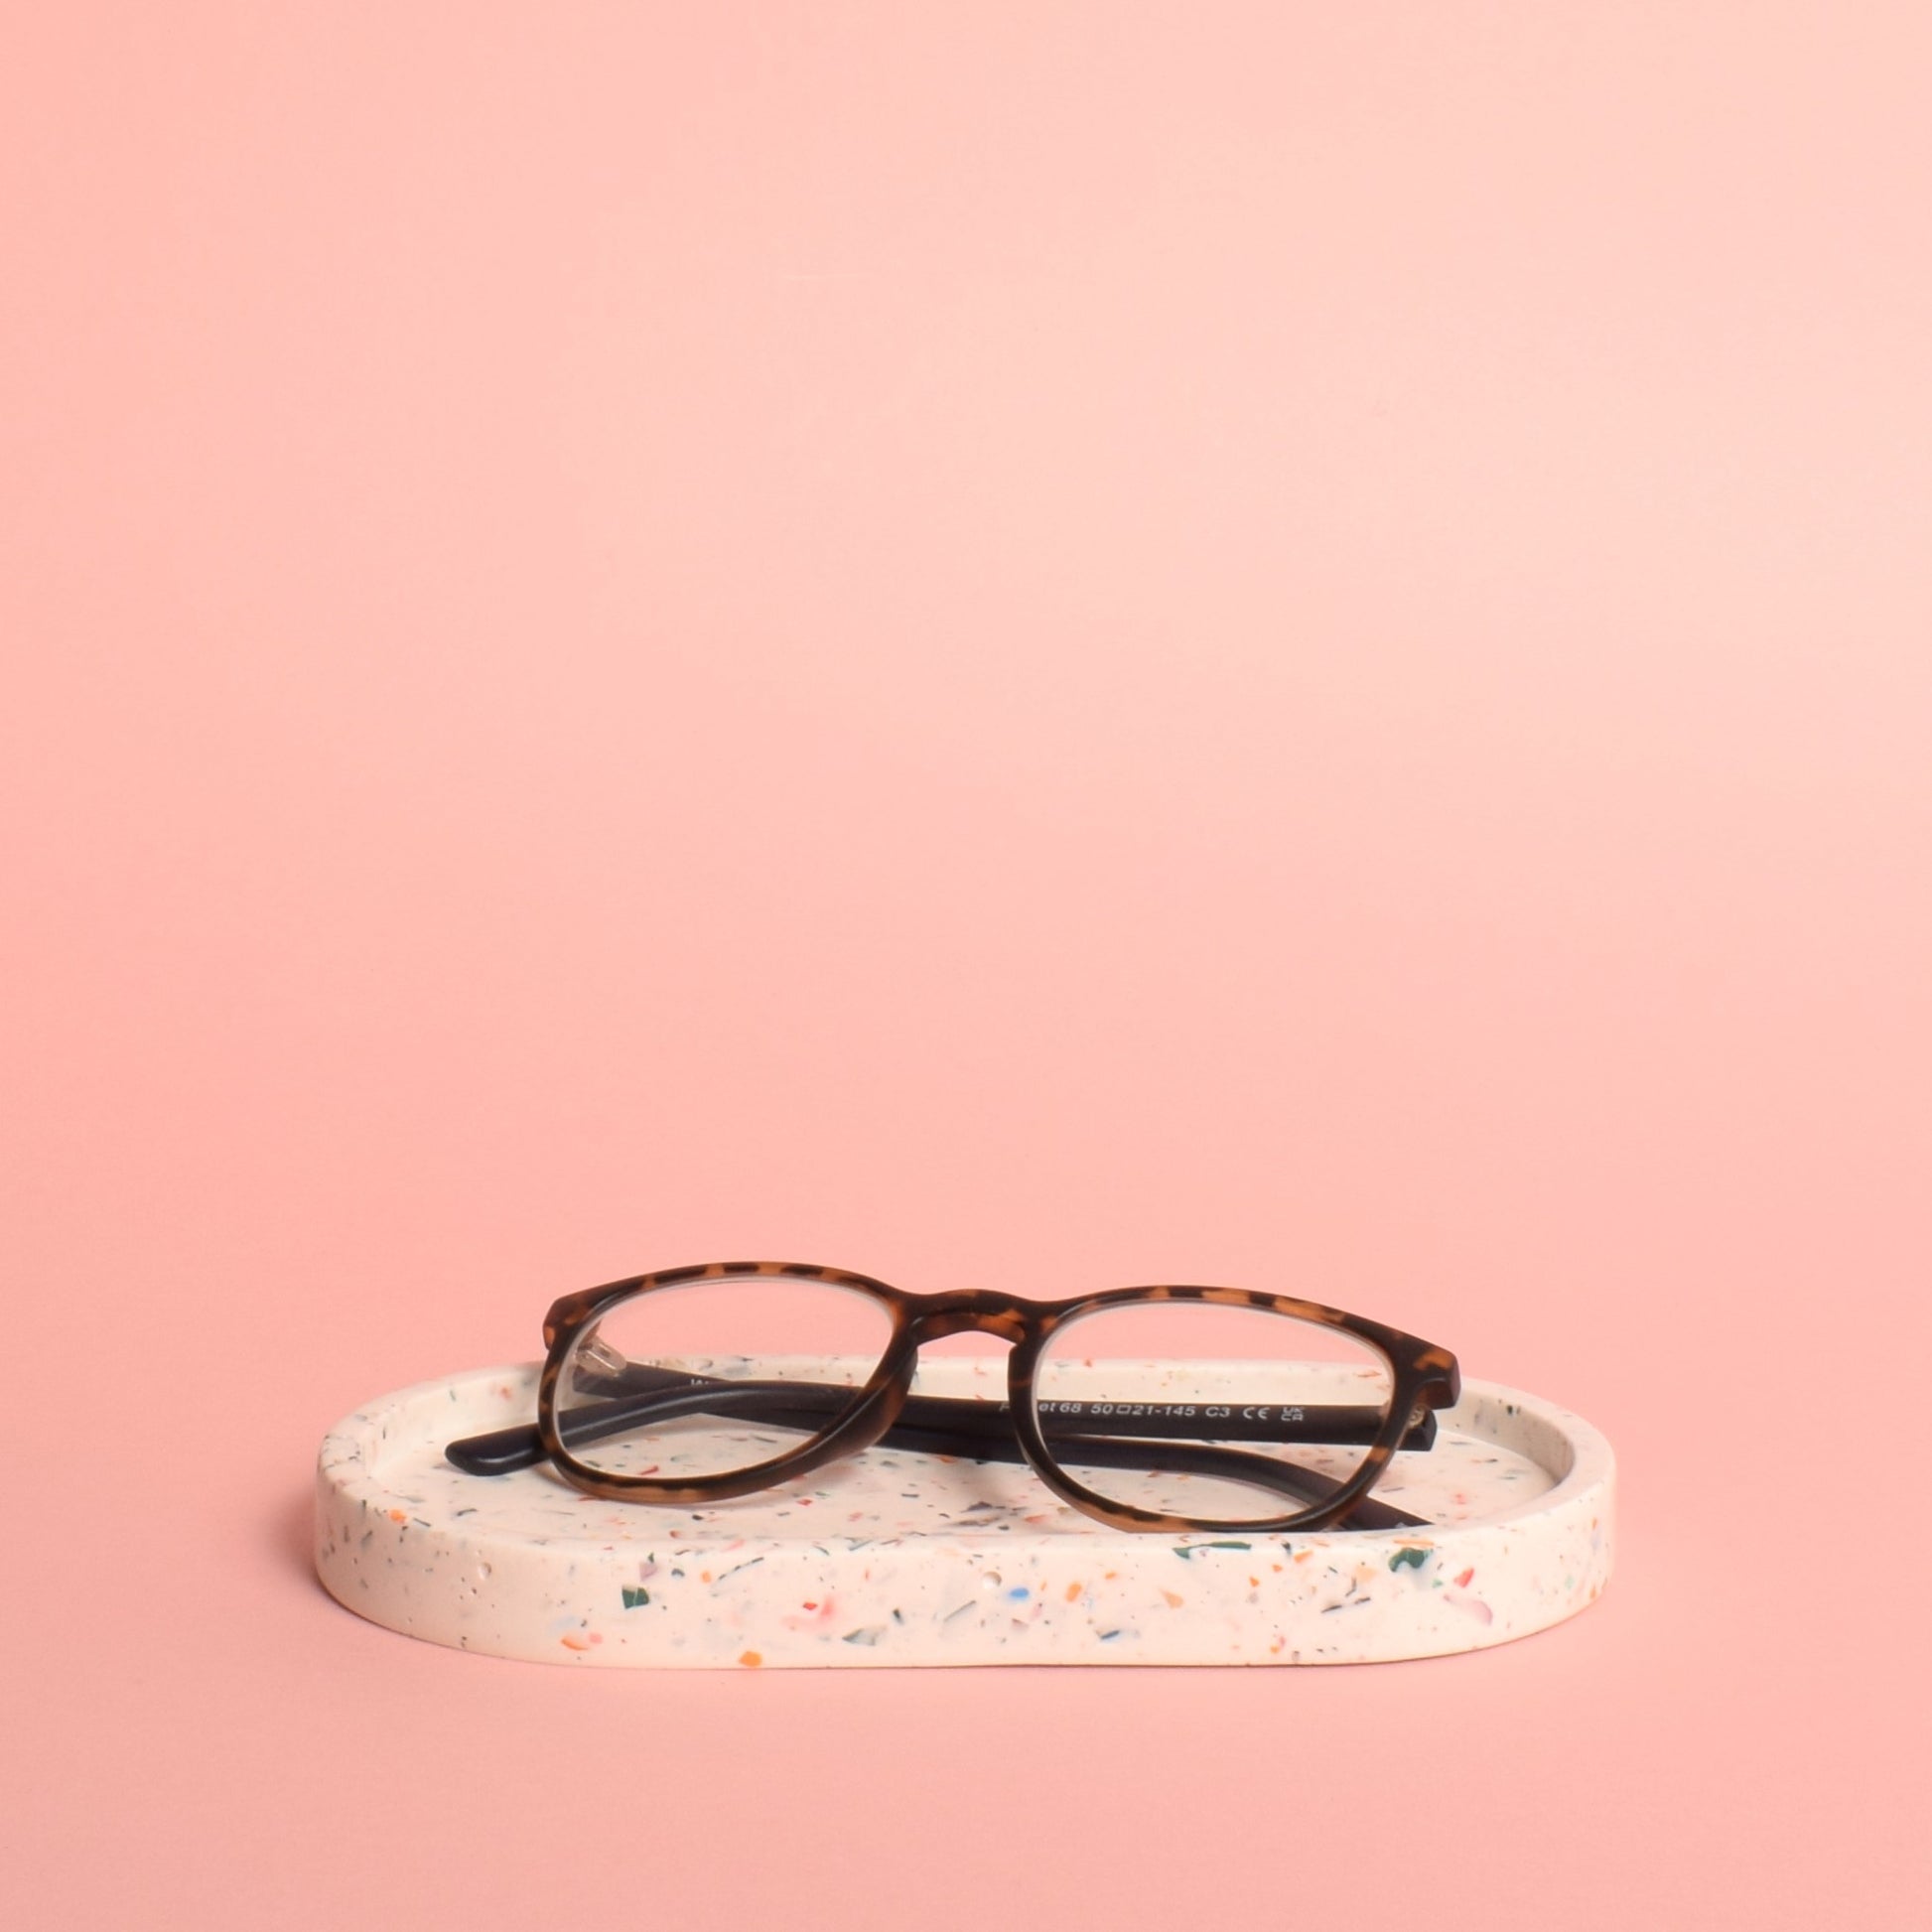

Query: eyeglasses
left=446, top=1262, right=1461, bottom=1534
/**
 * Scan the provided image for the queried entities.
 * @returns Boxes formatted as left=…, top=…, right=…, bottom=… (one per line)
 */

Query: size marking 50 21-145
left=1035, top=1402, right=1310, bottom=1422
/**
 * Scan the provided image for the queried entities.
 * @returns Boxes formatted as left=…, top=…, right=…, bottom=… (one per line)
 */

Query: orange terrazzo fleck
left=738, top=1649, right=763, bottom=1668
left=1065, top=1582, right=1083, bottom=1601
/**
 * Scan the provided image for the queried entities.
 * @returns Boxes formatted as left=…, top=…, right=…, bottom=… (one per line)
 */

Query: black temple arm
left=446, top=1367, right=1436, bottom=1529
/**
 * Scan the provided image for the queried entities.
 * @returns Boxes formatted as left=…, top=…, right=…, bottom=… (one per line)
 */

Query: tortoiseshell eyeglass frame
left=448, top=1261, right=1462, bottom=1536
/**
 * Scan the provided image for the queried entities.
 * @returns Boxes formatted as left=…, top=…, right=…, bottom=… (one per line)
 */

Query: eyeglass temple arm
left=447, top=1366, right=1435, bottom=1464
left=455, top=1362, right=1436, bottom=1449
left=871, top=1411, right=1433, bottom=1531
left=446, top=1372, right=1437, bottom=1530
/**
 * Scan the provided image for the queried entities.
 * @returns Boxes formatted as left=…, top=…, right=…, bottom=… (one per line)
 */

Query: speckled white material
left=314, top=1362, right=1613, bottom=1667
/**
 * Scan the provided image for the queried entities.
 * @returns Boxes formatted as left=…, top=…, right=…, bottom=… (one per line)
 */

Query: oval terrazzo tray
left=314, top=1361, right=1613, bottom=1668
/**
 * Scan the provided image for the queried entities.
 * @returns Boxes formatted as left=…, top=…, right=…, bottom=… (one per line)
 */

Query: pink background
left=4, top=5, right=1927, bottom=1927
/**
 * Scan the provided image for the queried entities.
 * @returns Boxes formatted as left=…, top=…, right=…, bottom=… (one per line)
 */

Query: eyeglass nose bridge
left=901, top=1290, right=1035, bottom=1347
